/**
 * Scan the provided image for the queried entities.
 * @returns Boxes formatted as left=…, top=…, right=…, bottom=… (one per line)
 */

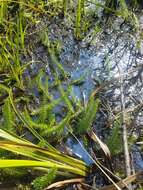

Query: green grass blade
left=0, top=140, right=88, bottom=172
left=2, top=98, right=15, bottom=132
left=0, top=160, right=86, bottom=176
left=0, top=129, right=88, bottom=171
left=0, top=129, right=30, bottom=144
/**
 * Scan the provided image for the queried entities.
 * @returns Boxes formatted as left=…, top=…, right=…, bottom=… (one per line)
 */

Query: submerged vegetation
left=0, top=0, right=143, bottom=189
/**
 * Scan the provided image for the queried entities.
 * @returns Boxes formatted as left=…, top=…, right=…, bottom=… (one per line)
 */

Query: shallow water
left=1, top=3, right=143, bottom=190
left=57, top=14, right=143, bottom=166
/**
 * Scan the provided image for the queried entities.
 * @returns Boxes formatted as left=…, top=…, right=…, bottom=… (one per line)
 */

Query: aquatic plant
left=0, top=0, right=142, bottom=189
left=32, top=169, right=57, bottom=190
left=75, top=0, right=85, bottom=39
left=77, top=96, right=100, bottom=133
left=106, top=117, right=122, bottom=155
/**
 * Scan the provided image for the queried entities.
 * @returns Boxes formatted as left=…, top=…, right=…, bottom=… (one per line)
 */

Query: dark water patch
left=132, top=145, right=143, bottom=172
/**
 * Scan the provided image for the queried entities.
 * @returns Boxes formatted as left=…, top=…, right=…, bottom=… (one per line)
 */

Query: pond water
left=54, top=14, right=143, bottom=168
left=1, top=2, right=143, bottom=189
left=27, top=10, right=143, bottom=170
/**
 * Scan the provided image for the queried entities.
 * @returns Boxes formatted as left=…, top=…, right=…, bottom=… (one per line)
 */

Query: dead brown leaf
left=90, top=131, right=111, bottom=158
left=45, top=178, right=85, bottom=189
left=100, top=172, right=143, bottom=190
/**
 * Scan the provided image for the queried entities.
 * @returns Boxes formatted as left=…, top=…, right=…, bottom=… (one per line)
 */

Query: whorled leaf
left=77, top=96, right=100, bottom=134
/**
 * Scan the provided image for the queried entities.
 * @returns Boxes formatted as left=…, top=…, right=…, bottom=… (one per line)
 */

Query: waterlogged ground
left=0, top=2, right=143, bottom=190
left=29, top=13, right=143, bottom=167
left=23, top=10, right=143, bottom=188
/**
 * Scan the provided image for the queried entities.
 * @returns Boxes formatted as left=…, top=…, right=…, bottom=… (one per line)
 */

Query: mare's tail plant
left=75, top=0, right=85, bottom=39
left=77, top=96, right=100, bottom=134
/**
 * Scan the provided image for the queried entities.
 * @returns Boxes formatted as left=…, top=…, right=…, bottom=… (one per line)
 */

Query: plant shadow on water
left=0, top=0, right=143, bottom=190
